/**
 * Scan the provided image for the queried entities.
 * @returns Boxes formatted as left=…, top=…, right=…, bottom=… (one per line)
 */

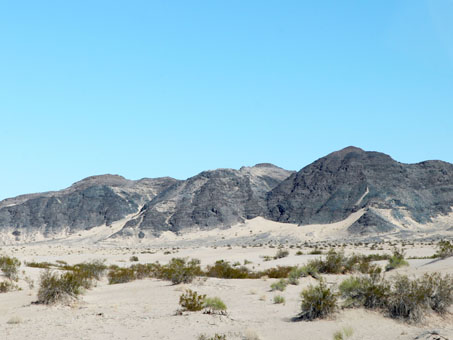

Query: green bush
left=130, top=256, right=139, bottom=262
left=161, top=258, right=202, bottom=284
left=385, top=248, right=408, bottom=272
left=288, top=267, right=304, bottom=285
left=206, top=260, right=249, bottom=279
left=25, top=261, right=54, bottom=269
left=299, top=280, right=337, bottom=320
left=37, top=270, right=84, bottom=304
left=274, top=249, right=289, bottom=259
left=107, top=267, right=136, bottom=284
left=0, top=256, right=21, bottom=281
left=273, top=295, right=285, bottom=304
left=179, top=289, right=206, bottom=311
left=435, top=240, right=453, bottom=259
left=0, top=280, right=18, bottom=293
left=270, top=279, right=287, bottom=292
left=418, top=273, right=453, bottom=314
left=198, top=334, right=227, bottom=340
left=339, top=276, right=389, bottom=309
left=203, top=297, right=227, bottom=315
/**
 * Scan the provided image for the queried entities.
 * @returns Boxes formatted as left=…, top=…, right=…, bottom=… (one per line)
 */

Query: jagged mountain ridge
left=266, top=146, right=453, bottom=234
left=0, top=147, right=452, bottom=243
left=116, top=163, right=293, bottom=237
left=0, top=175, right=179, bottom=237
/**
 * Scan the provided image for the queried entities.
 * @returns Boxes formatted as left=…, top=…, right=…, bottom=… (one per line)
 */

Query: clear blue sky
left=1, top=1, right=452, bottom=200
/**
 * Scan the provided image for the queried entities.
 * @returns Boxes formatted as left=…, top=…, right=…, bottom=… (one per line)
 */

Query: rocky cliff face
left=1, top=147, right=452, bottom=242
left=116, top=164, right=294, bottom=237
left=0, top=175, right=178, bottom=237
left=266, top=147, right=453, bottom=234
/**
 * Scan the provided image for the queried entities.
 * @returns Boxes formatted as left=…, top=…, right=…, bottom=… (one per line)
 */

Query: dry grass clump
left=203, top=297, right=227, bottom=315
left=273, top=295, right=285, bottom=304
left=270, top=279, right=287, bottom=292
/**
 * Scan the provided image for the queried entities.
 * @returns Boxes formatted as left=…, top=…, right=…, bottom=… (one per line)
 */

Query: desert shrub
left=299, top=263, right=320, bottom=279
left=206, top=260, right=249, bottom=279
left=270, top=279, right=287, bottom=292
left=295, top=251, right=304, bottom=256
left=274, top=249, right=289, bottom=259
left=37, top=270, right=84, bottom=304
left=131, top=263, right=158, bottom=279
left=130, top=256, right=139, bottom=262
left=333, top=326, right=353, bottom=340
left=273, top=295, right=285, bottom=304
left=386, top=274, right=425, bottom=322
left=262, top=266, right=293, bottom=279
left=0, top=280, right=18, bottom=293
left=299, top=280, right=337, bottom=320
left=309, top=249, right=323, bottom=255
left=203, top=297, right=227, bottom=314
left=288, top=267, right=304, bottom=285
left=435, top=240, right=453, bottom=259
left=0, top=256, right=21, bottom=281
left=179, top=289, right=206, bottom=311
left=385, top=248, right=408, bottom=271
left=70, top=260, right=107, bottom=282
left=198, top=334, right=227, bottom=340
left=107, top=267, right=136, bottom=284
left=339, top=276, right=389, bottom=309
left=161, top=258, right=202, bottom=284
left=25, top=261, right=53, bottom=269
left=412, top=273, right=453, bottom=315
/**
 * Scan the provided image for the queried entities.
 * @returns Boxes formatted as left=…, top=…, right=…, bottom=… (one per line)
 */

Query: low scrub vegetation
left=37, top=270, right=85, bottom=304
left=385, top=248, right=408, bottom=271
left=0, top=255, right=21, bottom=281
left=198, top=334, right=227, bottom=340
left=299, top=279, right=337, bottom=320
left=179, top=289, right=206, bottom=311
left=270, top=279, right=288, bottom=292
left=273, top=295, right=285, bottom=304
left=435, top=240, right=453, bottom=259
left=0, top=280, right=19, bottom=293
left=203, top=297, right=227, bottom=315
left=339, top=273, right=453, bottom=322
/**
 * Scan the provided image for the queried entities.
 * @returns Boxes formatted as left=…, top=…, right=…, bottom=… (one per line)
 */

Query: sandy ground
left=1, top=243, right=453, bottom=340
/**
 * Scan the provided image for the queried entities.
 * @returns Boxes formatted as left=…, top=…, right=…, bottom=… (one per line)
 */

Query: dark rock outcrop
left=119, top=164, right=293, bottom=236
left=266, top=146, right=453, bottom=233
left=0, top=175, right=178, bottom=236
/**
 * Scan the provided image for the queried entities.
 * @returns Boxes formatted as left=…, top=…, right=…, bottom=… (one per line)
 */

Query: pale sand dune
left=1, top=244, right=453, bottom=340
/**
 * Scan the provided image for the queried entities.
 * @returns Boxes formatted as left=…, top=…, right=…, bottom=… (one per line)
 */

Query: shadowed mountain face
left=266, top=147, right=453, bottom=233
left=0, top=175, right=178, bottom=237
left=1, top=147, right=452, bottom=242
left=118, top=164, right=294, bottom=236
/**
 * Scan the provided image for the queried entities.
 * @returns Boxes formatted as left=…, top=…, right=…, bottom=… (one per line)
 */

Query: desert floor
left=1, top=242, right=453, bottom=340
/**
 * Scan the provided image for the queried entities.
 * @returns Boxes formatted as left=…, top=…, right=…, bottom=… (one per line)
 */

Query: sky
left=0, top=0, right=452, bottom=200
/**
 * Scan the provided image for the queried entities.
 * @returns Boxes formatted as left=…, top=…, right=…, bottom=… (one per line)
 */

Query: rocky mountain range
left=1, top=147, right=452, bottom=243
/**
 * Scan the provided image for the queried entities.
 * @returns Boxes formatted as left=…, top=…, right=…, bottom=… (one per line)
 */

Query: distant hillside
left=266, top=146, right=453, bottom=234
left=0, top=147, right=452, bottom=244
